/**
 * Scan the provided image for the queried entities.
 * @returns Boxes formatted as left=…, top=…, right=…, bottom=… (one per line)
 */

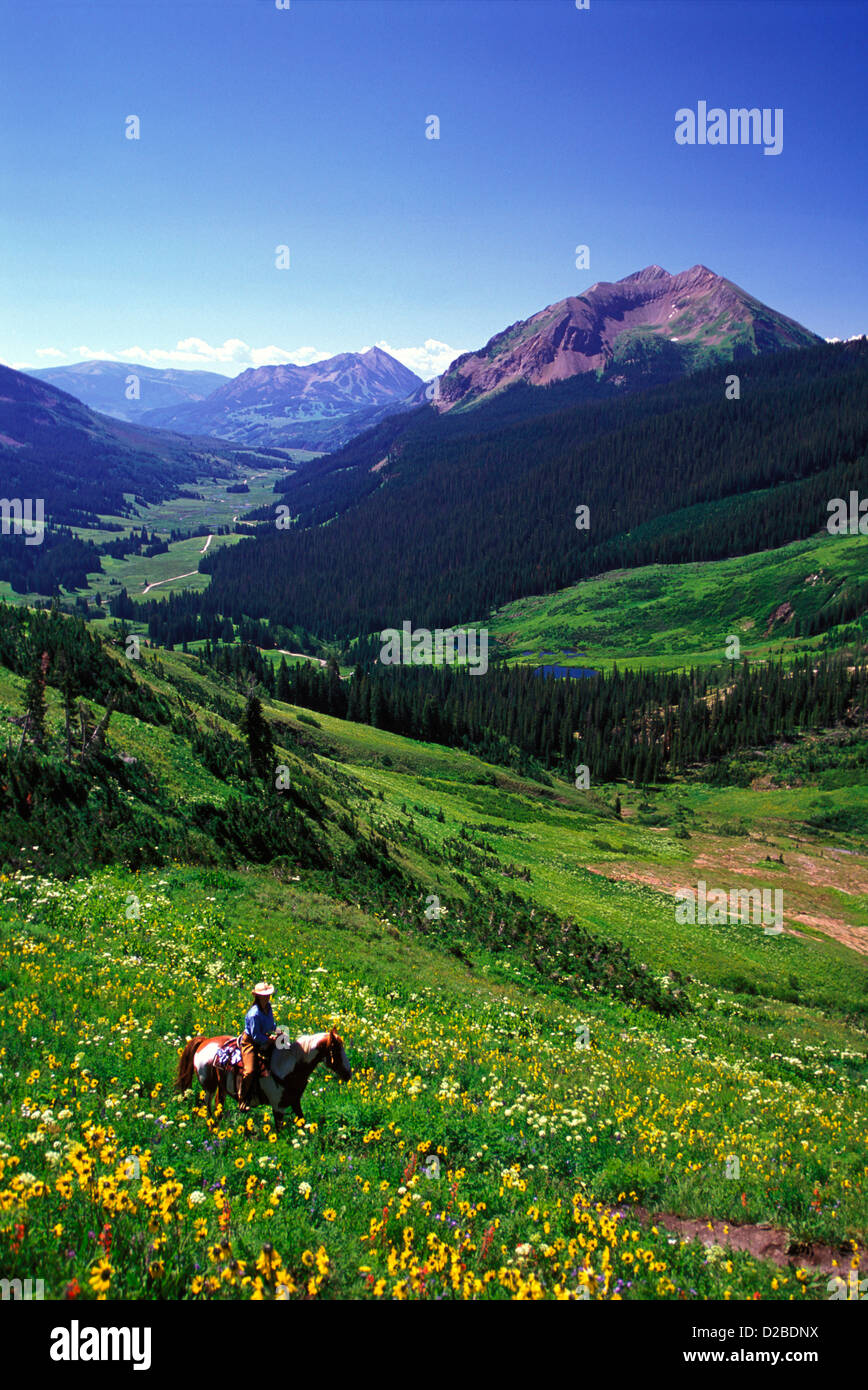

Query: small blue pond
left=533, top=664, right=599, bottom=679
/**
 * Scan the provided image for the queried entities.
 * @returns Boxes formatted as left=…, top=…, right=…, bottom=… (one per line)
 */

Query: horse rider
left=238, top=981, right=277, bottom=1112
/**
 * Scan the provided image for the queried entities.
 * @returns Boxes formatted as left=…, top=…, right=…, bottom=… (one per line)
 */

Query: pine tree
left=23, top=649, right=49, bottom=749
left=55, top=650, right=76, bottom=763
left=240, top=687, right=273, bottom=779
left=276, top=657, right=291, bottom=702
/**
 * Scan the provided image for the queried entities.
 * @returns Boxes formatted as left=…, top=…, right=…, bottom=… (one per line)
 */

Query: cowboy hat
left=252, top=982, right=275, bottom=997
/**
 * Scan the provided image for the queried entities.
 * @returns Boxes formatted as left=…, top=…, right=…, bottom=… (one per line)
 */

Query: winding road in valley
left=276, top=648, right=327, bottom=666
left=141, top=535, right=213, bottom=593
left=275, top=649, right=350, bottom=682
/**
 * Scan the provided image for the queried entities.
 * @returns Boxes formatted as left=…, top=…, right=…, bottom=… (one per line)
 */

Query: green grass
left=267, top=700, right=868, bottom=1019
left=121, top=461, right=315, bottom=533
left=0, top=461, right=322, bottom=610
left=1, top=864, right=864, bottom=1302
left=487, top=531, right=868, bottom=672
left=91, top=532, right=244, bottom=604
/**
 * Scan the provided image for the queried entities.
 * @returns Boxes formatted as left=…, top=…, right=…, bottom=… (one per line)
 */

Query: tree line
left=259, top=649, right=868, bottom=784
left=196, top=339, right=868, bottom=638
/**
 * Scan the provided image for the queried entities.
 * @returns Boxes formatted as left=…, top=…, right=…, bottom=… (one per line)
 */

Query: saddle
left=215, top=1037, right=242, bottom=1069
left=215, top=1036, right=272, bottom=1081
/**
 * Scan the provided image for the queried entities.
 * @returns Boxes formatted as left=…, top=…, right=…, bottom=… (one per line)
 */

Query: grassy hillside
left=0, top=607, right=866, bottom=1301
left=2, top=862, right=864, bottom=1303
left=489, top=531, right=868, bottom=672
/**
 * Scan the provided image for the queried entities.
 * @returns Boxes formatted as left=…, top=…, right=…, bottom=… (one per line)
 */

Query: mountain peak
left=120, top=345, right=424, bottom=450
left=623, top=264, right=670, bottom=282
left=435, top=264, right=820, bottom=410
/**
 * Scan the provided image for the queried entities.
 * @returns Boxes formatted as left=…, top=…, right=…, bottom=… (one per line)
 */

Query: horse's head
left=323, top=1027, right=351, bottom=1082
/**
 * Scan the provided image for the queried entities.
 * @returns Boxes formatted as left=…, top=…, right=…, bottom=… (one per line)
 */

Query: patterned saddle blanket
left=215, top=1037, right=242, bottom=1069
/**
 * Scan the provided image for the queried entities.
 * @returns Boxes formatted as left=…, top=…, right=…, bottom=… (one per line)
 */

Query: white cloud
left=75, top=346, right=118, bottom=361
left=369, top=338, right=465, bottom=378
left=65, top=338, right=334, bottom=374
left=250, top=344, right=331, bottom=369
left=13, top=335, right=467, bottom=379
left=9, top=347, right=70, bottom=369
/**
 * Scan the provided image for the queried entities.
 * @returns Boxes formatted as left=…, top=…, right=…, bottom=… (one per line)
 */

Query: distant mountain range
left=28, top=347, right=424, bottom=452
left=254, top=263, right=830, bottom=542
left=436, top=264, right=822, bottom=411
left=1, top=259, right=864, bottom=636
left=31, top=360, right=227, bottom=424
left=24, top=266, right=821, bottom=453
left=133, top=346, right=423, bottom=450
left=201, top=335, right=868, bottom=639
left=0, top=362, right=258, bottom=526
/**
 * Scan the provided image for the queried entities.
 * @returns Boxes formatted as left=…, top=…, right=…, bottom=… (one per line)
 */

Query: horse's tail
left=175, top=1036, right=208, bottom=1093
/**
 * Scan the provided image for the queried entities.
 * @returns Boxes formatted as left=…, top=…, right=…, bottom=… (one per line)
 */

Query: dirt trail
left=634, top=1206, right=864, bottom=1278
left=276, top=649, right=326, bottom=666
left=142, top=570, right=198, bottom=594
left=788, top=912, right=868, bottom=956
left=200, top=533, right=213, bottom=554
left=694, top=845, right=868, bottom=896
left=585, top=845, right=868, bottom=957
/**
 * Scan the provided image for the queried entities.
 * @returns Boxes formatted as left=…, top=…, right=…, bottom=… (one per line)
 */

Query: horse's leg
left=215, top=1066, right=226, bottom=1114
left=238, top=1036, right=255, bottom=1112
left=272, top=1107, right=283, bottom=1134
left=226, top=1068, right=239, bottom=1112
left=205, top=1064, right=223, bottom=1119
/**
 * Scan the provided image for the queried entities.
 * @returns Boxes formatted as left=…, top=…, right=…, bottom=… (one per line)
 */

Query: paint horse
left=175, top=1027, right=351, bottom=1129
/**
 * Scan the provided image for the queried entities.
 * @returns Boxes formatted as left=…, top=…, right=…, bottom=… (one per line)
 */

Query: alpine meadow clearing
left=1, top=855, right=866, bottom=1303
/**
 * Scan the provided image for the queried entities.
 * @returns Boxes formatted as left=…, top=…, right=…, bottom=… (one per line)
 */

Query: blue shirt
left=245, top=1002, right=275, bottom=1047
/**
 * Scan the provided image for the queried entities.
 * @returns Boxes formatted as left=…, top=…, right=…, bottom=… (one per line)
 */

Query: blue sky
left=2, top=0, right=866, bottom=378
